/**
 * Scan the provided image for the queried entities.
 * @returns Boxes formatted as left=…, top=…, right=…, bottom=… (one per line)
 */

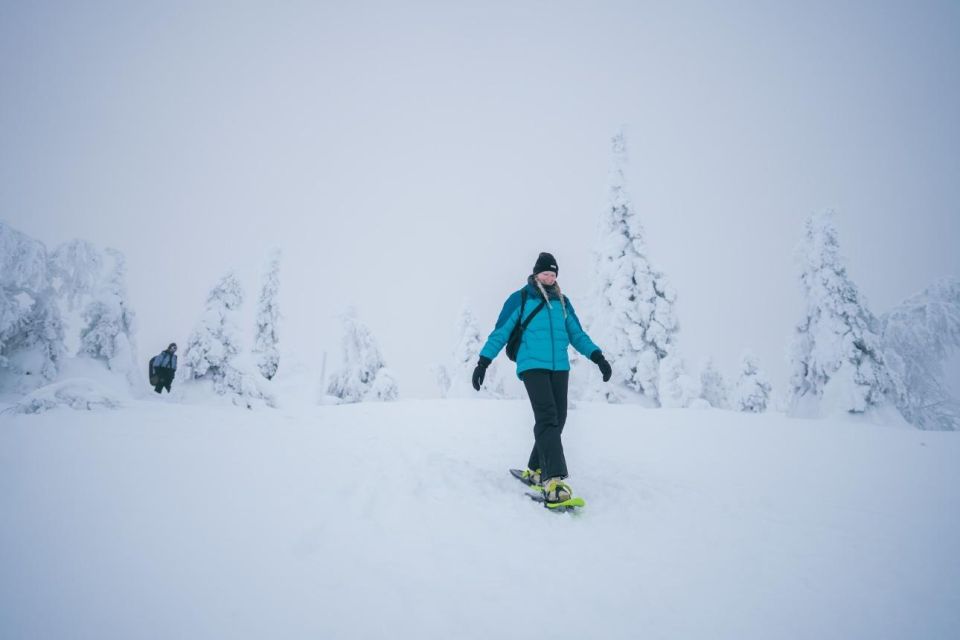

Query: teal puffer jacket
left=479, top=280, right=600, bottom=378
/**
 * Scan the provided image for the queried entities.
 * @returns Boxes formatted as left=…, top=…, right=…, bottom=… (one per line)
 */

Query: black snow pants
left=521, top=368, right=570, bottom=480
left=154, top=368, right=174, bottom=394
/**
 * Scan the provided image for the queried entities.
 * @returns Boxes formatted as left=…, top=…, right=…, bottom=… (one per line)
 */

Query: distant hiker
left=150, top=343, right=178, bottom=394
left=473, top=252, right=612, bottom=506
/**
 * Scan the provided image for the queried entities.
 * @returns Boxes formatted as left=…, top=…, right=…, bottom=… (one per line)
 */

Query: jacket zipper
left=548, top=303, right=556, bottom=370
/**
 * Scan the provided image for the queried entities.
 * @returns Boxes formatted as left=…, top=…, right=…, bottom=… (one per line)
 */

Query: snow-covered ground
left=2, top=399, right=958, bottom=640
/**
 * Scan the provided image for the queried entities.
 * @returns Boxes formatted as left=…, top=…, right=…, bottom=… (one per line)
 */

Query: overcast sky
left=2, top=1, right=958, bottom=398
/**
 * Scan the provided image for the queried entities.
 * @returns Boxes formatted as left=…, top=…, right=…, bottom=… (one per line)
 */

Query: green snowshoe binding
left=530, top=478, right=585, bottom=513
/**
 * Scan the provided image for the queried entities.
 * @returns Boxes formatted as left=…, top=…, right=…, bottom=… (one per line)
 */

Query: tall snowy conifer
left=78, top=248, right=139, bottom=384
left=16, top=293, right=64, bottom=384
left=0, top=222, right=65, bottom=388
left=184, top=272, right=273, bottom=407
left=48, top=239, right=103, bottom=312
left=788, top=211, right=897, bottom=416
left=253, top=250, right=281, bottom=380
left=184, top=273, right=244, bottom=382
left=699, top=357, right=730, bottom=409
left=733, top=350, right=772, bottom=413
left=590, top=128, right=680, bottom=405
left=327, top=308, right=398, bottom=403
left=440, top=300, right=506, bottom=398
left=657, top=352, right=700, bottom=408
left=879, top=278, right=960, bottom=430
left=434, top=365, right=451, bottom=398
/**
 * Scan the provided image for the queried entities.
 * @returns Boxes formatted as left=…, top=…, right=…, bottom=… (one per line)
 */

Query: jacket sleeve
left=564, top=299, right=600, bottom=358
left=479, top=291, right=523, bottom=361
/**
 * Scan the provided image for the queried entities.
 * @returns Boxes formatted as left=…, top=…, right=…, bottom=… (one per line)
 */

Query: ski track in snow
left=1, top=399, right=958, bottom=640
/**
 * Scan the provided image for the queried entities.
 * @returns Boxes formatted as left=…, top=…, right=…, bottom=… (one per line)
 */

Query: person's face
left=169, top=345, right=177, bottom=353
left=536, top=271, right=557, bottom=286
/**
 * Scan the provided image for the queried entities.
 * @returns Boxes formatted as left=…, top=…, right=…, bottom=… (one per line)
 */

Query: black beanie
left=533, top=252, right=559, bottom=275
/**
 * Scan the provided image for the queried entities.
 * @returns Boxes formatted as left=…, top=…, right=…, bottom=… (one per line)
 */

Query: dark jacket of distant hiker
left=151, top=348, right=178, bottom=393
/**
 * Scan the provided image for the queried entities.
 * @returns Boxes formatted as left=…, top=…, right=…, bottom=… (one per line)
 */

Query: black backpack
left=505, top=289, right=546, bottom=362
left=148, top=356, right=159, bottom=386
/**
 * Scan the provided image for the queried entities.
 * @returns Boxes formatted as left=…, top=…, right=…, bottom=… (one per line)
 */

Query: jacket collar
left=525, top=275, right=560, bottom=300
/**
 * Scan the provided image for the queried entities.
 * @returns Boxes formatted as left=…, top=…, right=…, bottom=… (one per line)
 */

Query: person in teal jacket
left=472, top=252, right=612, bottom=505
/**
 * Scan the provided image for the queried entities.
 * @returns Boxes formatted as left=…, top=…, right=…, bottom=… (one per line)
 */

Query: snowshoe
left=528, top=492, right=586, bottom=512
left=509, top=468, right=542, bottom=488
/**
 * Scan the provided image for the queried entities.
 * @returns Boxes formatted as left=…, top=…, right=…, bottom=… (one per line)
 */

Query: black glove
left=590, top=350, right=612, bottom=382
left=472, top=356, right=491, bottom=391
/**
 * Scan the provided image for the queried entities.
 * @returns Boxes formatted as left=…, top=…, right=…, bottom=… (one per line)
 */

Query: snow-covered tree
left=366, top=367, right=400, bottom=402
left=699, top=357, right=730, bottom=409
left=48, top=239, right=103, bottom=312
left=184, top=272, right=273, bottom=407
left=434, top=363, right=452, bottom=398
left=880, top=278, right=960, bottom=430
left=733, top=350, right=772, bottom=413
left=78, top=249, right=139, bottom=384
left=588, top=128, right=680, bottom=405
left=184, top=273, right=243, bottom=381
left=0, top=222, right=65, bottom=389
left=327, top=308, right=398, bottom=403
left=12, top=292, right=65, bottom=385
left=439, top=300, right=507, bottom=398
left=253, top=249, right=281, bottom=380
left=657, top=352, right=700, bottom=408
left=451, top=303, right=482, bottom=380
left=787, top=211, right=898, bottom=417
left=0, top=222, right=49, bottom=293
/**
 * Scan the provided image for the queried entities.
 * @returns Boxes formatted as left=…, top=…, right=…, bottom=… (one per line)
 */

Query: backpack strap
left=519, top=287, right=546, bottom=329
left=522, top=299, right=546, bottom=328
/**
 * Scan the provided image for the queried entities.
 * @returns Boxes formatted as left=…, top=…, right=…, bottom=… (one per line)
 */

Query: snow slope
left=1, top=399, right=958, bottom=639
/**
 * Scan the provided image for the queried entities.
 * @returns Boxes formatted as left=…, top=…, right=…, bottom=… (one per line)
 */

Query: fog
left=3, top=1, right=958, bottom=397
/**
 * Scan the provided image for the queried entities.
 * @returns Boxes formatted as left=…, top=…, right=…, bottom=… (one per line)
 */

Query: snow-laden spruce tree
left=588, top=128, right=680, bottom=405
left=434, top=364, right=451, bottom=398
left=78, top=248, right=139, bottom=385
left=0, top=222, right=49, bottom=293
left=48, top=239, right=104, bottom=312
left=366, top=367, right=400, bottom=402
left=657, top=352, right=701, bottom=408
left=327, top=308, right=398, bottom=403
left=184, top=272, right=273, bottom=407
left=11, top=293, right=64, bottom=386
left=253, top=249, right=281, bottom=380
left=439, top=301, right=507, bottom=398
left=879, top=278, right=960, bottom=430
left=184, top=273, right=243, bottom=382
left=787, top=211, right=898, bottom=417
left=733, top=350, right=772, bottom=413
left=0, top=222, right=65, bottom=389
left=699, top=357, right=730, bottom=409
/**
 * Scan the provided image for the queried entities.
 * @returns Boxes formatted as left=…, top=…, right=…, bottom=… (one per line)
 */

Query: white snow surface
left=1, top=398, right=958, bottom=639
left=7, top=377, right=122, bottom=414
